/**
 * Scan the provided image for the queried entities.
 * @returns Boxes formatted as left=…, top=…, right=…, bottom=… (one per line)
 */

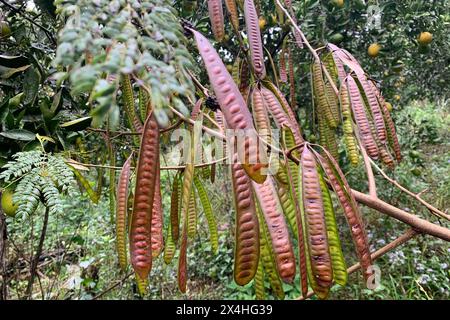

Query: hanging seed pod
left=194, top=176, right=219, bottom=253
left=138, top=87, right=150, bottom=123
left=277, top=185, right=298, bottom=238
left=297, top=162, right=329, bottom=299
left=163, top=221, right=176, bottom=264
left=256, top=203, right=285, bottom=299
left=135, top=273, right=149, bottom=297
left=318, top=169, right=347, bottom=286
left=254, top=256, right=266, bottom=299
left=225, top=0, right=239, bottom=30
left=191, top=29, right=267, bottom=183
left=116, top=153, right=133, bottom=271
left=312, top=60, right=339, bottom=128
left=355, top=73, right=387, bottom=144
left=130, top=112, right=160, bottom=280
left=340, top=83, right=359, bottom=166
left=347, top=76, right=379, bottom=159
left=300, top=146, right=333, bottom=289
left=252, top=177, right=296, bottom=283
left=150, top=166, right=163, bottom=258
left=315, top=146, right=372, bottom=281
left=230, top=153, right=260, bottom=285
left=243, top=0, right=266, bottom=79
left=251, top=87, right=271, bottom=145
left=279, top=46, right=288, bottom=83
left=170, top=173, right=181, bottom=243
left=369, top=81, right=402, bottom=162
left=187, top=189, right=197, bottom=239
left=178, top=223, right=188, bottom=293
left=121, top=74, right=143, bottom=134
left=208, top=0, right=225, bottom=42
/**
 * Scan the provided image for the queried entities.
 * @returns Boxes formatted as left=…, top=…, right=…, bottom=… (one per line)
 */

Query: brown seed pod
left=192, top=29, right=267, bottom=183
left=116, top=153, right=133, bottom=271
left=231, top=153, right=260, bottom=285
left=151, top=164, right=163, bottom=258
left=279, top=47, right=288, bottom=83
left=130, top=112, right=160, bottom=280
left=178, top=223, right=188, bottom=293
left=369, top=81, right=402, bottom=162
left=260, top=85, right=303, bottom=145
left=300, top=146, right=333, bottom=288
left=208, top=0, right=225, bottom=42
left=225, top=0, right=239, bottom=30
left=243, top=0, right=266, bottom=79
left=346, top=76, right=379, bottom=159
left=314, top=147, right=373, bottom=281
left=251, top=87, right=271, bottom=145
left=252, top=177, right=296, bottom=283
left=355, top=73, right=387, bottom=144
left=170, top=172, right=181, bottom=243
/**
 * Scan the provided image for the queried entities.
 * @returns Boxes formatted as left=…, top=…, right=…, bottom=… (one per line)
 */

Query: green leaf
left=23, top=67, right=41, bottom=105
left=0, top=129, right=36, bottom=141
left=0, top=65, right=30, bottom=79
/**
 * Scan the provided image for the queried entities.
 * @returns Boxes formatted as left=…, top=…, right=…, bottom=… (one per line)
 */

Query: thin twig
left=0, top=0, right=56, bottom=45
left=370, top=159, right=449, bottom=221
left=92, top=271, right=133, bottom=300
left=25, top=207, right=49, bottom=300
left=0, top=205, right=8, bottom=300
left=275, top=0, right=339, bottom=95
left=360, top=142, right=377, bottom=198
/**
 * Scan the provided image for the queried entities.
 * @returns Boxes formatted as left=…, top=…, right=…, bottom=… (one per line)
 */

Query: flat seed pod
left=279, top=47, right=288, bottom=83
left=260, top=86, right=302, bottom=145
left=251, top=87, right=271, bottom=145
left=254, top=256, right=266, bottom=299
left=318, top=169, right=347, bottom=286
left=256, top=203, right=285, bottom=299
left=150, top=165, right=163, bottom=258
left=192, top=29, right=267, bottom=183
left=230, top=153, right=260, bottom=285
left=297, top=163, right=329, bottom=299
left=312, top=60, right=339, bottom=128
left=243, top=0, right=266, bottom=79
left=347, top=76, right=379, bottom=159
left=194, top=175, right=219, bottom=253
left=116, top=153, right=133, bottom=271
left=121, top=74, right=143, bottom=136
left=135, top=273, right=148, bottom=297
left=178, top=223, right=188, bottom=293
left=225, top=0, right=239, bottom=30
left=354, top=73, right=387, bottom=144
left=315, top=147, right=372, bottom=281
left=340, top=83, right=359, bottom=166
left=369, top=81, right=402, bottom=162
left=170, top=172, right=181, bottom=243
left=187, top=189, right=197, bottom=239
left=300, top=146, right=333, bottom=289
left=138, top=87, right=150, bottom=123
left=130, top=112, right=160, bottom=280
left=252, top=176, right=296, bottom=283
left=263, top=81, right=302, bottom=140
left=208, top=0, right=225, bottom=42
left=163, top=221, right=176, bottom=264
left=277, top=185, right=298, bottom=238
